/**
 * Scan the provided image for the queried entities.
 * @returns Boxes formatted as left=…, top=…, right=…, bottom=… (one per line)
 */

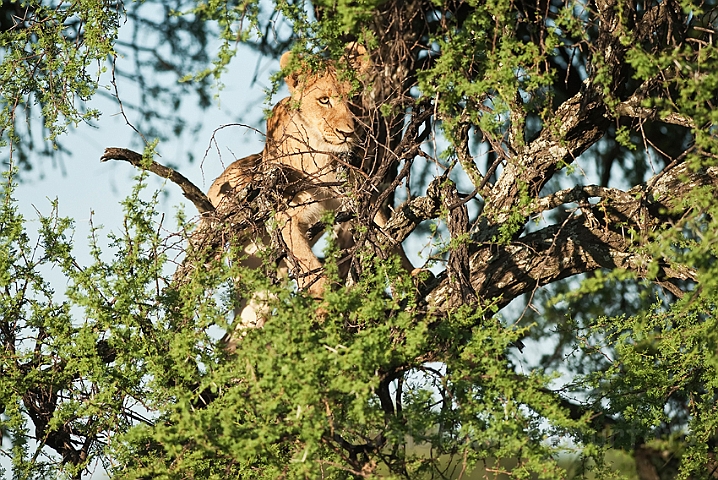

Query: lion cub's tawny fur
left=207, top=44, right=370, bottom=326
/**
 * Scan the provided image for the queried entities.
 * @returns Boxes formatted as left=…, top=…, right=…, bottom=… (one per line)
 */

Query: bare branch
left=616, top=96, right=696, bottom=129
left=531, top=185, right=635, bottom=215
left=100, top=147, right=215, bottom=214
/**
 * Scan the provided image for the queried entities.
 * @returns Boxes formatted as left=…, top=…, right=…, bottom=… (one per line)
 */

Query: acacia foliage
left=2, top=0, right=718, bottom=479
left=0, top=0, right=245, bottom=171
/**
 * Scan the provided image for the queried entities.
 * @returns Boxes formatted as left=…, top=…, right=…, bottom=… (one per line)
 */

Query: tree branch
left=483, top=81, right=610, bottom=224
left=425, top=160, right=715, bottom=313
left=616, top=98, right=696, bottom=129
left=101, top=147, right=215, bottom=214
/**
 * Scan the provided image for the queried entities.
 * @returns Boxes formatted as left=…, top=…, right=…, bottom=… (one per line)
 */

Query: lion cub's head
left=266, top=44, right=369, bottom=163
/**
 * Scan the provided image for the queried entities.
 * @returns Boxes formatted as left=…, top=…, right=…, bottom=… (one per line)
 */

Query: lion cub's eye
left=318, top=96, right=331, bottom=105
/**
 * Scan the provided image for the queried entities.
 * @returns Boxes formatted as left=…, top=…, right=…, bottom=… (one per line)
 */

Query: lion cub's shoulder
left=206, top=153, right=262, bottom=207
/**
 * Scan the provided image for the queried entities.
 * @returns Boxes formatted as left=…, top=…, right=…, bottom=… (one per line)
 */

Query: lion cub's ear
left=280, top=50, right=301, bottom=93
left=344, top=42, right=371, bottom=75
left=280, top=44, right=370, bottom=92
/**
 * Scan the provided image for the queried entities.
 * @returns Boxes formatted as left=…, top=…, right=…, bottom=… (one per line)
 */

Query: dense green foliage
left=3, top=0, right=718, bottom=479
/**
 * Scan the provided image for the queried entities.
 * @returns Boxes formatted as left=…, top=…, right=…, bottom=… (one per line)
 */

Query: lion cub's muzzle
left=335, top=125, right=355, bottom=144
left=324, top=122, right=356, bottom=151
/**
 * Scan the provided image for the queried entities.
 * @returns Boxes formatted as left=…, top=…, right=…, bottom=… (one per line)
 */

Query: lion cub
left=208, top=44, right=372, bottom=326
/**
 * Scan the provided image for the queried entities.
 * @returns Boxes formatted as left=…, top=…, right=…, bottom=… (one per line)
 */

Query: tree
left=2, top=0, right=718, bottom=478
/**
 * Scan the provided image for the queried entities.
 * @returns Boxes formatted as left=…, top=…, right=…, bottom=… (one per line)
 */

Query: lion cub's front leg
left=278, top=193, right=335, bottom=298
left=279, top=213, right=326, bottom=297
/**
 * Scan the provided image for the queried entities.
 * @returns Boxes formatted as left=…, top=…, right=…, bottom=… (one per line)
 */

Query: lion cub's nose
left=335, top=126, right=354, bottom=142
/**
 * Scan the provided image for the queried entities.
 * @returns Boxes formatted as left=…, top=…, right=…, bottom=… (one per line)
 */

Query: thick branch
left=483, top=81, right=610, bottom=224
left=380, top=176, right=444, bottom=244
left=424, top=161, right=717, bottom=313
left=616, top=96, right=696, bottom=129
left=101, top=147, right=215, bottom=214
left=531, top=185, right=635, bottom=215
left=441, top=175, right=477, bottom=307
